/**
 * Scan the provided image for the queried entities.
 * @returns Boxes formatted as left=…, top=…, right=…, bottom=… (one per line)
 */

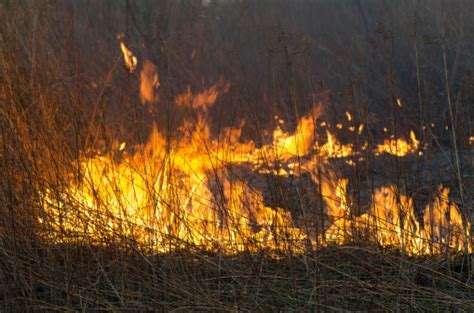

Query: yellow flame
left=120, top=41, right=137, bottom=73
left=320, top=131, right=353, bottom=158
left=345, top=111, right=352, bottom=121
left=376, top=131, right=419, bottom=156
left=40, top=66, right=470, bottom=256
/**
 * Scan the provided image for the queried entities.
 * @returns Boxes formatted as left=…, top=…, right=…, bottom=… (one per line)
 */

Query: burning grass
left=1, top=0, right=473, bottom=311
left=36, top=75, right=469, bottom=256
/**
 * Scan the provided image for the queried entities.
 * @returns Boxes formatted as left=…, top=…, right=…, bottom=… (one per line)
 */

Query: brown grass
left=1, top=0, right=473, bottom=311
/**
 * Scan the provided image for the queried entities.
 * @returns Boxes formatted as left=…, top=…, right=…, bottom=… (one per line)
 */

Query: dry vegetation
left=1, top=0, right=473, bottom=311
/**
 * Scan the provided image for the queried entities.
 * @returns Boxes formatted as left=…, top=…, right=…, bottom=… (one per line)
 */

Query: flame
left=176, top=80, right=229, bottom=111
left=422, top=185, right=470, bottom=254
left=140, top=60, right=159, bottom=104
left=345, top=111, right=352, bottom=121
left=40, top=66, right=470, bottom=256
left=119, top=41, right=137, bottom=73
left=376, top=130, right=419, bottom=156
left=265, top=113, right=316, bottom=160
left=323, top=181, right=470, bottom=255
left=320, top=131, right=353, bottom=158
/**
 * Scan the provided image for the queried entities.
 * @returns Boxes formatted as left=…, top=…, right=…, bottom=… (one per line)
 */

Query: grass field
left=1, top=0, right=473, bottom=311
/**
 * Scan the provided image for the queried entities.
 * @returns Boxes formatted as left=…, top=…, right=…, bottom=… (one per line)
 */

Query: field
left=1, top=0, right=473, bottom=311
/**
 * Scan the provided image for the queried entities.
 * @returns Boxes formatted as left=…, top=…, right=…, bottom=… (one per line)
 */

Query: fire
left=118, top=37, right=137, bottom=73
left=140, top=60, right=160, bottom=104
left=39, top=51, right=471, bottom=256
left=376, top=130, right=419, bottom=156
left=323, top=180, right=470, bottom=255
left=345, top=111, right=352, bottom=121
left=320, top=130, right=353, bottom=158
left=422, top=185, right=469, bottom=254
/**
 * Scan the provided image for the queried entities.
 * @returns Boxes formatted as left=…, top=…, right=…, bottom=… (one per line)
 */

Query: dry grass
left=1, top=243, right=473, bottom=311
left=1, top=0, right=473, bottom=311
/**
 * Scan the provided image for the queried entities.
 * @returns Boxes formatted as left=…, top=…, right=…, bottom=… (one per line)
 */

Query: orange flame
left=140, top=60, right=159, bottom=104
left=40, top=66, right=470, bottom=256
left=376, top=131, right=419, bottom=156
left=119, top=40, right=137, bottom=73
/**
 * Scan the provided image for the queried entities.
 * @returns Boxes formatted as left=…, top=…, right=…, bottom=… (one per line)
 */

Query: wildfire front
left=1, top=1, right=473, bottom=311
